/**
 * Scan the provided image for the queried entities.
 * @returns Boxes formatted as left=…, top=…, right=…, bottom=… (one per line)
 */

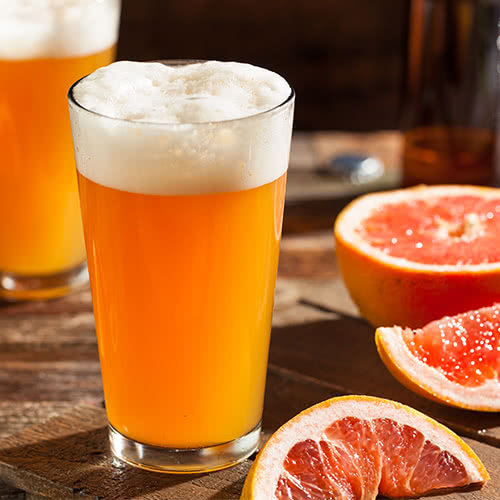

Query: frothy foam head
left=69, top=61, right=294, bottom=195
left=73, top=61, right=292, bottom=123
left=0, top=0, right=120, bottom=60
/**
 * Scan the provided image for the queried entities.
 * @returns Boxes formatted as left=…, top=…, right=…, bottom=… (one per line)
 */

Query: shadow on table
left=269, top=309, right=500, bottom=445
left=0, top=422, right=248, bottom=499
left=0, top=309, right=497, bottom=498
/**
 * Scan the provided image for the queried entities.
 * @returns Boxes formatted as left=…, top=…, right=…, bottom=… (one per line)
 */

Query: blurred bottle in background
left=401, top=0, right=499, bottom=186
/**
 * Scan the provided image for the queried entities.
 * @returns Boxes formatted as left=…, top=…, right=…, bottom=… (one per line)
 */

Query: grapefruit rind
left=376, top=327, right=500, bottom=412
left=334, top=185, right=500, bottom=328
left=240, top=395, right=489, bottom=500
left=336, top=185, right=500, bottom=273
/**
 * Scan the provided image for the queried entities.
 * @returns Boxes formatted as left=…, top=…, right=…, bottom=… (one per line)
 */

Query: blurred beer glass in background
left=0, top=0, right=121, bottom=300
left=68, top=60, right=294, bottom=472
left=401, top=0, right=499, bottom=186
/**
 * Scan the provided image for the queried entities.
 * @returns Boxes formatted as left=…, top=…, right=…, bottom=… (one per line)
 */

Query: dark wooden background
left=116, top=0, right=407, bottom=131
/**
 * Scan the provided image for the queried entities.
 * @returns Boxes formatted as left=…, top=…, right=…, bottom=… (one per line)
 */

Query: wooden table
left=0, top=132, right=499, bottom=499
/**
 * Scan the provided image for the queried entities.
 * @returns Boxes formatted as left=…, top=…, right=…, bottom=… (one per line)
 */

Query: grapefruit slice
left=334, top=185, right=500, bottom=328
left=376, top=304, right=500, bottom=411
left=241, top=396, right=488, bottom=499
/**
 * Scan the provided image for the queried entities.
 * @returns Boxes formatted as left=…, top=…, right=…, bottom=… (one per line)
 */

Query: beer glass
left=68, top=60, right=295, bottom=472
left=0, top=0, right=121, bottom=299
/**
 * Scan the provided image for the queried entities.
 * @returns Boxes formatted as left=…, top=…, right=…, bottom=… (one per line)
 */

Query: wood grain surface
left=0, top=391, right=498, bottom=499
left=1, top=132, right=498, bottom=499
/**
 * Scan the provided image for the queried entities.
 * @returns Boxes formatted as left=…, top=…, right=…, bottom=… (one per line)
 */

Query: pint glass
left=0, top=0, right=121, bottom=299
left=68, top=61, right=295, bottom=472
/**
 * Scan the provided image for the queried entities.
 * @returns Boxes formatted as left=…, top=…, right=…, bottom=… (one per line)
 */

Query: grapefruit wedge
left=241, top=396, right=489, bottom=499
left=334, top=185, right=500, bottom=328
left=376, top=304, right=500, bottom=411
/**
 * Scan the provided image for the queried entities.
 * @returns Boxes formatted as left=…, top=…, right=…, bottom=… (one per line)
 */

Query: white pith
left=378, top=327, right=500, bottom=411
left=251, top=396, right=485, bottom=499
left=336, top=185, right=500, bottom=272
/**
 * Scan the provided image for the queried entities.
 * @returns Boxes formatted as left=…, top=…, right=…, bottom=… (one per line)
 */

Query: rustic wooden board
left=2, top=260, right=500, bottom=497
left=276, top=230, right=500, bottom=447
left=0, top=374, right=498, bottom=500
left=0, top=365, right=341, bottom=500
left=1, top=132, right=498, bottom=498
left=0, top=485, right=24, bottom=500
left=271, top=312, right=500, bottom=443
left=0, top=405, right=76, bottom=500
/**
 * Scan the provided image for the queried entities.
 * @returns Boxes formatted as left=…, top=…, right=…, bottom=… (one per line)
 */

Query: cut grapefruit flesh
left=334, top=185, right=500, bottom=328
left=359, top=195, right=500, bottom=266
left=376, top=304, right=500, bottom=411
left=241, top=396, right=489, bottom=500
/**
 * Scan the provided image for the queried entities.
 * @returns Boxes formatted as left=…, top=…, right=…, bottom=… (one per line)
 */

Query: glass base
left=0, top=263, right=88, bottom=301
left=109, top=422, right=261, bottom=474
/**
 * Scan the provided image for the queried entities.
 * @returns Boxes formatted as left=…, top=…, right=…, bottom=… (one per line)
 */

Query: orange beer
left=69, top=60, right=294, bottom=472
left=78, top=173, right=286, bottom=447
left=0, top=0, right=120, bottom=298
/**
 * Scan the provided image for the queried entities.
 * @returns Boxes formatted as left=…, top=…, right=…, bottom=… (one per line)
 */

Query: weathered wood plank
left=0, top=132, right=498, bottom=499
left=0, top=371, right=498, bottom=500
left=0, top=403, right=76, bottom=440
left=0, top=403, right=74, bottom=500
left=278, top=228, right=500, bottom=446
left=1, top=232, right=498, bottom=446
left=0, top=312, right=96, bottom=352
left=0, top=361, right=102, bottom=403
left=0, top=484, right=24, bottom=499
left=283, top=195, right=356, bottom=234
left=270, top=311, right=500, bottom=448
left=0, top=366, right=338, bottom=500
left=279, top=231, right=338, bottom=279
left=0, top=289, right=92, bottom=317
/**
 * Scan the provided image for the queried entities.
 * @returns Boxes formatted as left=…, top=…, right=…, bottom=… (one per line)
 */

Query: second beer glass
left=0, top=0, right=121, bottom=299
left=69, top=60, right=295, bottom=472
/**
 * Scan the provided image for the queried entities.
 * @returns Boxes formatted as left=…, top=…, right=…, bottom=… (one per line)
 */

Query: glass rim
left=67, top=59, right=295, bottom=128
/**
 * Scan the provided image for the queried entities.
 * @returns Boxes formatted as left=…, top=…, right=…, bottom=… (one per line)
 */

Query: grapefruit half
left=334, top=185, right=500, bottom=328
left=376, top=304, right=500, bottom=411
left=241, top=396, right=488, bottom=499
